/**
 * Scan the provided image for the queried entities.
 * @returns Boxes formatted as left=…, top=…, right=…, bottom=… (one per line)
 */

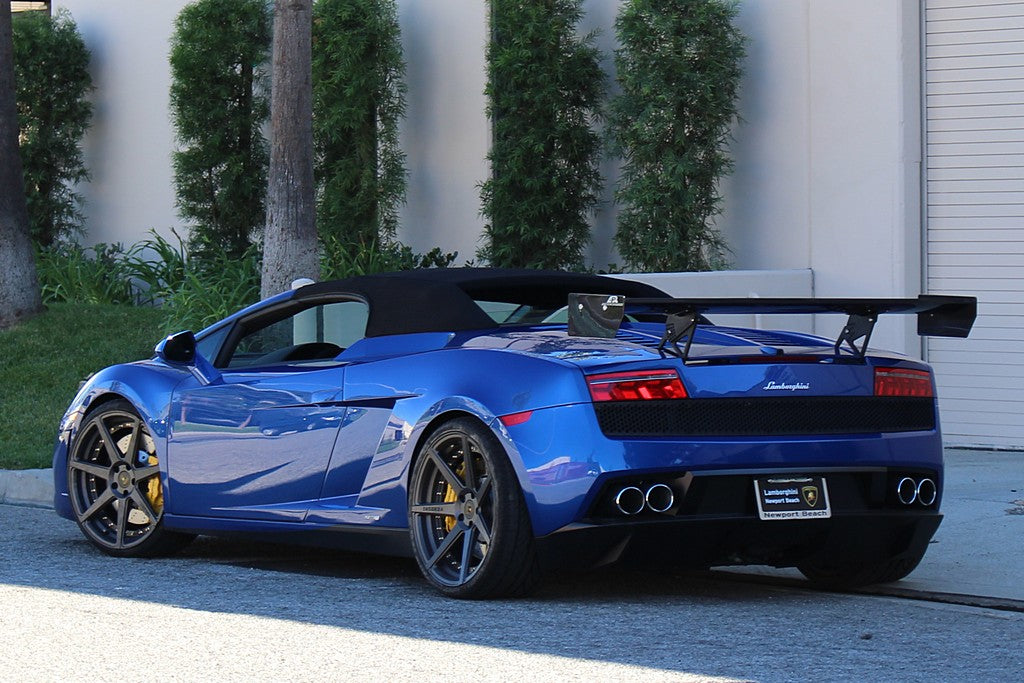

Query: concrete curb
left=0, top=468, right=54, bottom=509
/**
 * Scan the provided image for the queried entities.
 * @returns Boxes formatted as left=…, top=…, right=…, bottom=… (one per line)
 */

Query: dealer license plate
left=754, top=476, right=831, bottom=520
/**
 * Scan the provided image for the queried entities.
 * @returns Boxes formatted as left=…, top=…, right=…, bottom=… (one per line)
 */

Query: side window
left=224, top=300, right=369, bottom=369
left=196, top=325, right=230, bottom=362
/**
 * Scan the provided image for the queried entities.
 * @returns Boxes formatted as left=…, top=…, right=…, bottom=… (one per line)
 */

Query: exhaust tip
left=614, top=486, right=645, bottom=515
left=645, top=483, right=675, bottom=513
left=917, top=478, right=937, bottom=507
left=896, top=477, right=918, bottom=505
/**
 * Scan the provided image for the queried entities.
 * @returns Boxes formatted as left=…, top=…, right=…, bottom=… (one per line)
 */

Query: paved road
left=1, top=505, right=1021, bottom=682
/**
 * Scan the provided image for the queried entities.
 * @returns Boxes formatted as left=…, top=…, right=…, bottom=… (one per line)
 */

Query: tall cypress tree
left=480, top=0, right=604, bottom=271
left=313, top=0, right=406, bottom=255
left=608, top=0, right=745, bottom=272
left=12, top=9, right=92, bottom=247
left=170, top=0, right=270, bottom=261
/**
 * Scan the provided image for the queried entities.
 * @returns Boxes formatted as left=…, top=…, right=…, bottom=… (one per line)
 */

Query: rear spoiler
left=567, top=293, right=977, bottom=361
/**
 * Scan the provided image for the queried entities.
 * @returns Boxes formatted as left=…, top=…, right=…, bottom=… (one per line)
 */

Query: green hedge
left=12, top=9, right=92, bottom=247
left=608, top=0, right=745, bottom=272
left=313, top=0, right=407, bottom=255
left=479, top=0, right=604, bottom=270
left=169, top=0, right=271, bottom=261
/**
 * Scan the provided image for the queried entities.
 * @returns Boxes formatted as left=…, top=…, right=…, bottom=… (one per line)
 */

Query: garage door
left=926, top=0, right=1024, bottom=448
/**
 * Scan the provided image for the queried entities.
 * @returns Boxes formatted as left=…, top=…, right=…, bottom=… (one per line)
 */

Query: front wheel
left=408, top=418, right=539, bottom=599
left=68, top=400, right=193, bottom=557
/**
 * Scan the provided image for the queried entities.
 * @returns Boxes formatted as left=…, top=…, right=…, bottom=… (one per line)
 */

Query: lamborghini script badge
left=802, top=486, right=819, bottom=507
left=763, top=381, right=810, bottom=391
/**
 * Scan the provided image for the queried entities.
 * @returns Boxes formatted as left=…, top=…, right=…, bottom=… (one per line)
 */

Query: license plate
left=754, top=476, right=831, bottom=520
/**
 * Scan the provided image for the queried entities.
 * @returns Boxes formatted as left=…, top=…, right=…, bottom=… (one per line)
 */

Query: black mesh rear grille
left=594, top=397, right=936, bottom=437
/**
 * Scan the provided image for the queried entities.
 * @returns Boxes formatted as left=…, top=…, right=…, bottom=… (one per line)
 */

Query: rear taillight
left=587, top=370, right=688, bottom=402
left=874, top=368, right=934, bottom=397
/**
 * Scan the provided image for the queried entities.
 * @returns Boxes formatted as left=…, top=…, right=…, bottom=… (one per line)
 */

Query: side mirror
left=155, top=331, right=197, bottom=364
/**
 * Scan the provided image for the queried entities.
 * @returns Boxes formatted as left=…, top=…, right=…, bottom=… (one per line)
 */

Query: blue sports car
left=53, top=269, right=976, bottom=598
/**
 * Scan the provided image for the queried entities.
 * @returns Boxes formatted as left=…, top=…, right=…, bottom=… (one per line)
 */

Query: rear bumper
left=535, top=511, right=942, bottom=573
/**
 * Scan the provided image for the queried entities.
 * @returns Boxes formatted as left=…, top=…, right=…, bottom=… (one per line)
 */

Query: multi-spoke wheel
left=68, top=400, right=193, bottom=557
left=409, top=417, right=539, bottom=599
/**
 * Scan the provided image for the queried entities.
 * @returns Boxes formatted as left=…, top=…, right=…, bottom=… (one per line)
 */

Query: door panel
left=166, top=367, right=346, bottom=521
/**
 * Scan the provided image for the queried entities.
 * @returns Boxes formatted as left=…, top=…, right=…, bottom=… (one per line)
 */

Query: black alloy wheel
left=68, top=400, right=193, bottom=557
left=408, top=417, right=539, bottom=599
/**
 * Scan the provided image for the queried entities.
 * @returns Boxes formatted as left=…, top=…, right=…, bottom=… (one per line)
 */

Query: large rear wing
left=567, top=293, right=977, bottom=361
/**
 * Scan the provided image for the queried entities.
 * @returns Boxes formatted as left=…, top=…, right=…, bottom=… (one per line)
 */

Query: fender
left=52, top=359, right=192, bottom=518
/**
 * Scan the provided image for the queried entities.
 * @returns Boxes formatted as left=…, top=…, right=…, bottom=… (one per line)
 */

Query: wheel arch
left=403, top=402, right=539, bottom=530
left=53, top=362, right=189, bottom=518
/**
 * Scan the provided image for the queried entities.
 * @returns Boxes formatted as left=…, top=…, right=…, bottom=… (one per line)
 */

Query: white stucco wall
left=56, top=0, right=924, bottom=353
left=718, top=0, right=922, bottom=354
left=55, top=0, right=185, bottom=247
left=394, top=0, right=489, bottom=264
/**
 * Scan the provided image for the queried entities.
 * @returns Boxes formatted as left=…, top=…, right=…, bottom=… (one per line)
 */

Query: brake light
left=874, top=368, right=934, bottom=397
left=587, top=370, right=688, bottom=402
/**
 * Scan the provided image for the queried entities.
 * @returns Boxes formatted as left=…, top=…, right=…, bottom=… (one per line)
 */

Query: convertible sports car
left=53, top=268, right=976, bottom=598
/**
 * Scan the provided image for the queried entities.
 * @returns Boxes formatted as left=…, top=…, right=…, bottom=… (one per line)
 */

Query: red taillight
left=874, top=368, right=934, bottom=397
left=587, top=370, right=688, bottom=402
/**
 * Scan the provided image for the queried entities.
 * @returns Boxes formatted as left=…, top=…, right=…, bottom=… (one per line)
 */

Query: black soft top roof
left=293, top=268, right=669, bottom=337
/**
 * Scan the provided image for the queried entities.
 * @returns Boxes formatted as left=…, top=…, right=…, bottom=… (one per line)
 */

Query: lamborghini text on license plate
left=754, top=476, right=831, bottom=520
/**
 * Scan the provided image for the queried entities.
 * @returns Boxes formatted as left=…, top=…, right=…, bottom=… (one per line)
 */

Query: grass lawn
left=0, top=303, right=166, bottom=470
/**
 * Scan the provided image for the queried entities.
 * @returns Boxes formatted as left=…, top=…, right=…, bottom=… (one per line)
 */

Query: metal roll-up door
left=926, top=0, right=1024, bottom=447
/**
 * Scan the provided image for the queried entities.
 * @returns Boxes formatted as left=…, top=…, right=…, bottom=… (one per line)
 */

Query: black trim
left=535, top=511, right=942, bottom=573
left=621, top=295, right=977, bottom=361
left=293, top=269, right=670, bottom=338
left=593, top=396, right=937, bottom=437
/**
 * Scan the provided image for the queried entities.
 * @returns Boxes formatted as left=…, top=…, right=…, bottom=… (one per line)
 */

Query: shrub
left=36, top=242, right=133, bottom=306
left=313, top=0, right=407, bottom=255
left=12, top=9, right=92, bottom=247
left=608, top=0, right=745, bottom=272
left=479, top=0, right=604, bottom=271
left=320, top=234, right=456, bottom=279
left=169, top=0, right=271, bottom=261
left=162, top=244, right=261, bottom=333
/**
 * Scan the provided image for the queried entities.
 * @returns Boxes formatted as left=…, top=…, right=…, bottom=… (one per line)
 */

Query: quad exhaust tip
left=917, top=478, right=937, bottom=507
left=896, top=476, right=937, bottom=507
left=614, top=486, right=646, bottom=515
left=613, top=483, right=676, bottom=515
left=645, top=483, right=675, bottom=513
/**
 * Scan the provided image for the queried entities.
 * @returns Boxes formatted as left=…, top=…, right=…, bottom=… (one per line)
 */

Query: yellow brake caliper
left=145, top=455, right=164, bottom=515
left=442, top=462, right=465, bottom=533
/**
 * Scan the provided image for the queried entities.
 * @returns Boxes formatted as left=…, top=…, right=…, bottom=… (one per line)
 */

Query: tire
left=408, top=417, right=540, bottom=599
left=797, top=547, right=927, bottom=589
left=68, top=400, right=194, bottom=557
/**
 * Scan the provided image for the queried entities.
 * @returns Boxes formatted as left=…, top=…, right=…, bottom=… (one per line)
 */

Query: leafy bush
left=36, top=242, right=135, bottom=306
left=169, top=0, right=271, bottom=261
left=608, top=0, right=745, bottom=272
left=313, top=0, right=407, bottom=254
left=162, top=244, right=261, bottom=333
left=320, top=235, right=456, bottom=280
left=479, top=0, right=604, bottom=270
left=35, top=230, right=455, bottom=334
left=12, top=9, right=92, bottom=247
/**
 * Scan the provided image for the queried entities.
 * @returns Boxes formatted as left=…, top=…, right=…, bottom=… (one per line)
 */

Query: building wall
left=719, top=0, right=923, bottom=354
left=58, top=0, right=923, bottom=352
left=394, top=0, right=489, bottom=263
left=55, top=0, right=184, bottom=248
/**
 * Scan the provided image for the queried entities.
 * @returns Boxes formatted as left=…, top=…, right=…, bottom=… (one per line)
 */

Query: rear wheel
left=798, top=547, right=927, bottom=589
left=68, top=400, right=193, bottom=557
left=408, top=417, right=539, bottom=599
